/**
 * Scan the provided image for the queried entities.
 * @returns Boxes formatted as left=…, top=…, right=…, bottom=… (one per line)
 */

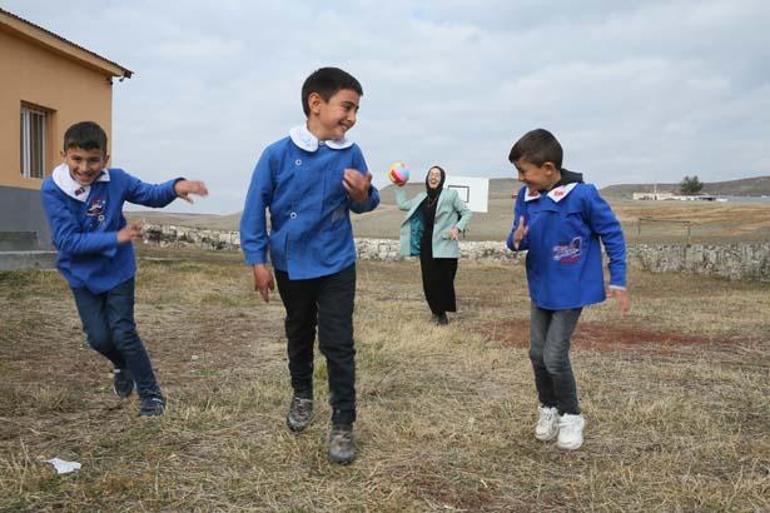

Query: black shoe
left=286, top=396, right=314, bottom=432
left=138, top=395, right=166, bottom=417
left=328, top=423, right=356, bottom=464
left=436, top=313, right=449, bottom=325
left=112, top=368, right=134, bottom=398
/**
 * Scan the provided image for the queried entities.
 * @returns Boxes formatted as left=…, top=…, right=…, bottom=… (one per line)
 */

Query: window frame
left=20, top=103, right=50, bottom=179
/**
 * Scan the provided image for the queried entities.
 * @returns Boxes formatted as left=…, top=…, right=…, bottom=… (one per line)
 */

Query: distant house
left=632, top=192, right=725, bottom=202
left=0, top=8, right=131, bottom=251
left=632, top=192, right=675, bottom=201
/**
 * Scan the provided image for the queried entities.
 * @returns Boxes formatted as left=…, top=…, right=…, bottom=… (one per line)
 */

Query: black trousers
left=419, top=252, right=458, bottom=316
left=274, top=264, right=357, bottom=425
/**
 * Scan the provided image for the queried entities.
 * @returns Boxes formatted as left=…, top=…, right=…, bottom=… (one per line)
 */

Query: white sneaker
left=557, top=413, right=585, bottom=450
left=535, top=405, right=560, bottom=441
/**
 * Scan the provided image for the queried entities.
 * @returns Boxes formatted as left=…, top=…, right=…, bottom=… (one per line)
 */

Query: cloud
left=4, top=0, right=768, bottom=212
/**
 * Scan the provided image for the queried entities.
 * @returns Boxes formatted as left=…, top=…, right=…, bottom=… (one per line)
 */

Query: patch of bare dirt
left=481, top=318, right=728, bottom=353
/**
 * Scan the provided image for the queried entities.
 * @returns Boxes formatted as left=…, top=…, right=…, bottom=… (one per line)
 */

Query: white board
left=443, top=175, right=489, bottom=213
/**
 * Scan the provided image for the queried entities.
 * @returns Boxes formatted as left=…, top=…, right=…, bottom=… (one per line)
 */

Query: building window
left=20, top=104, right=49, bottom=179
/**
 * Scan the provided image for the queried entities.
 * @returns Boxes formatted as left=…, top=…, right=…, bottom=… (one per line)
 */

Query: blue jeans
left=529, top=304, right=583, bottom=415
left=71, top=277, right=162, bottom=399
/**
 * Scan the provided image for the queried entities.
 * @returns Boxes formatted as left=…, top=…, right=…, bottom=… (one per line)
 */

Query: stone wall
left=628, top=243, right=770, bottom=282
left=141, top=224, right=770, bottom=281
left=141, top=225, right=518, bottom=262
left=355, top=238, right=514, bottom=262
left=143, top=224, right=241, bottom=251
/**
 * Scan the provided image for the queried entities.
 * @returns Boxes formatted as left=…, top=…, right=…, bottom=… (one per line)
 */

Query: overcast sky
left=5, top=0, right=769, bottom=213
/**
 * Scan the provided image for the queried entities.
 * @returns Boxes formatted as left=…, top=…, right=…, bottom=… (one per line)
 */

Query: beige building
left=0, top=8, right=131, bottom=250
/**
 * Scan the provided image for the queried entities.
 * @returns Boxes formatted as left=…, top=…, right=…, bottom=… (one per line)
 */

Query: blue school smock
left=506, top=182, right=627, bottom=310
left=239, top=125, right=380, bottom=280
left=41, top=164, right=181, bottom=294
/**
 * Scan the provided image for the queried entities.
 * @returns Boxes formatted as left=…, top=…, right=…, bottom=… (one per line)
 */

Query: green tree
left=680, top=175, right=704, bottom=195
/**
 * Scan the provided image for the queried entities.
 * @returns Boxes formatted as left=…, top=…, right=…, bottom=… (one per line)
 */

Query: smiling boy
left=41, top=121, right=208, bottom=416
left=239, top=67, right=379, bottom=464
left=506, top=128, right=629, bottom=450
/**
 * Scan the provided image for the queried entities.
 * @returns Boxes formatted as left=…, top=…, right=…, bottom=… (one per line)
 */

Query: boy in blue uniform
left=41, top=121, right=208, bottom=417
left=506, top=129, right=630, bottom=450
left=240, top=67, right=379, bottom=464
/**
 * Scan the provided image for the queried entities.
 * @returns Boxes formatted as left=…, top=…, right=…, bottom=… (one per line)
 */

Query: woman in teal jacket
left=396, top=166, right=472, bottom=324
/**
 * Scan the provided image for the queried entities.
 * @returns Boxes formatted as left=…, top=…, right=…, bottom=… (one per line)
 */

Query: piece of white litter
left=45, top=458, right=81, bottom=474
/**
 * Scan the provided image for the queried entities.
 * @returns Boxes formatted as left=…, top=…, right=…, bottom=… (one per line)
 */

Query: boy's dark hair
left=63, top=121, right=108, bottom=152
left=508, top=128, right=563, bottom=169
left=301, top=67, right=363, bottom=116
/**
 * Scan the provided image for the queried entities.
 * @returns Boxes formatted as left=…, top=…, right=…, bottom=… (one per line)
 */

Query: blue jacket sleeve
left=506, top=187, right=529, bottom=251
left=350, top=184, right=380, bottom=214
left=122, top=170, right=180, bottom=208
left=239, top=151, right=274, bottom=266
left=41, top=184, right=118, bottom=257
left=586, top=185, right=627, bottom=288
left=349, top=146, right=380, bottom=214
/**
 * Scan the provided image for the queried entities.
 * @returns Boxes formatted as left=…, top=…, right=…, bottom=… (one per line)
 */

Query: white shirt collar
left=524, top=188, right=541, bottom=202
left=523, top=182, right=578, bottom=203
left=51, top=163, right=110, bottom=202
left=289, top=124, right=353, bottom=152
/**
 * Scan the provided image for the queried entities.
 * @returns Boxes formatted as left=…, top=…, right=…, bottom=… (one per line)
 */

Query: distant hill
left=127, top=175, right=770, bottom=244
left=385, top=175, right=770, bottom=204
left=126, top=211, right=241, bottom=231
left=601, top=175, right=770, bottom=198
left=378, top=178, right=519, bottom=204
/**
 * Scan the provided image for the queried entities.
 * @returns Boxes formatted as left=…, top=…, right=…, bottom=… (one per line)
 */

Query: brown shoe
left=286, top=396, right=314, bottom=432
left=328, top=423, right=356, bottom=464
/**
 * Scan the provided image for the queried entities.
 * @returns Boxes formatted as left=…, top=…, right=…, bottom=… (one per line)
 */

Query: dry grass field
left=128, top=181, right=770, bottom=245
left=348, top=199, right=770, bottom=244
left=1, top=248, right=769, bottom=512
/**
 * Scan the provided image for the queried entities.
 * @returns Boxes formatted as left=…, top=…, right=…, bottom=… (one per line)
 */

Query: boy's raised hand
left=342, top=169, right=372, bottom=203
left=252, top=264, right=275, bottom=303
left=513, top=216, right=528, bottom=250
left=175, top=180, right=209, bottom=203
left=610, top=288, right=631, bottom=316
left=117, top=220, right=143, bottom=244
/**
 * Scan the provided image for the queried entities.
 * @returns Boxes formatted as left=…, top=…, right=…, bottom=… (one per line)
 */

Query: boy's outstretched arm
left=124, top=172, right=205, bottom=208
left=240, top=152, right=275, bottom=302
left=174, top=180, right=209, bottom=203
left=586, top=185, right=630, bottom=315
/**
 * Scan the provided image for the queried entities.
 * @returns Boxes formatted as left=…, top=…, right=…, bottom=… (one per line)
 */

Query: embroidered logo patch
left=552, top=237, right=582, bottom=264
left=86, top=198, right=106, bottom=223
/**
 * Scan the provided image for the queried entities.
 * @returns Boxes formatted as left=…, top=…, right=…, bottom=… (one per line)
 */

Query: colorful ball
left=387, top=161, right=410, bottom=186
